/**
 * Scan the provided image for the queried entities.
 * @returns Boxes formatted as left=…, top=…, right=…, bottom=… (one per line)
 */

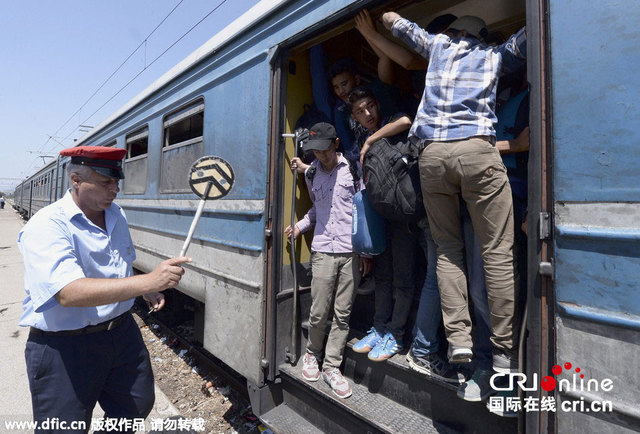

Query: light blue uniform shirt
left=18, top=191, right=135, bottom=331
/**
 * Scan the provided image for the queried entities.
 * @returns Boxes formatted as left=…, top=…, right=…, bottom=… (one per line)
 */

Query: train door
left=47, top=170, right=54, bottom=203
left=27, top=179, right=34, bottom=219
left=543, top=0, right=640, bottom=432
left=257, top=1, right=551, bottom=432
left=59, top=162, right=68, bottom=199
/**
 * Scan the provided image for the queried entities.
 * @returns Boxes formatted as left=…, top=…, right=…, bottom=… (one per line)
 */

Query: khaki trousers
left=419, top=138, right=517, bottom=354
left=306, top=252, right=359, bottom=369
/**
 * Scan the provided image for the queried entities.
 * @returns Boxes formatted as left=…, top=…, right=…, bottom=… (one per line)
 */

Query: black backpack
left=362, top=138, right=425, bottom=222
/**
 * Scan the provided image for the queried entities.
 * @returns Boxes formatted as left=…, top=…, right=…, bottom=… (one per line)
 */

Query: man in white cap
left=380, top=11, right=526, bottom=378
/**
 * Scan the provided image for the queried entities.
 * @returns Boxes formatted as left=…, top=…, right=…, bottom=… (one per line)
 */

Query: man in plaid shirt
left=382, top=12, right=527, bottom=375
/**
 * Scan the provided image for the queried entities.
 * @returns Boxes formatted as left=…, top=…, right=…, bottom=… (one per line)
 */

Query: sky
left=0, top=0, right=260, bottom=193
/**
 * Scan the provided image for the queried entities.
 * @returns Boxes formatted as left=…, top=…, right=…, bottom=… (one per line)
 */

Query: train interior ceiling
left=286, top=0, right=526, bottom=108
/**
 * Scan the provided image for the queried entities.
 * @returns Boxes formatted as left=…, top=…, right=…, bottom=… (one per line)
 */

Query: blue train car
left=538, top=1, right=640, bottom=432
left=13, top=158, right=64, bottom=219
left=14, top=0, right=639, bottom=432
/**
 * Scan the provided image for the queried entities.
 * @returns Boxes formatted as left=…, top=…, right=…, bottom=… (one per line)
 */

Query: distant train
left=14, top=0, right=640, bottom=432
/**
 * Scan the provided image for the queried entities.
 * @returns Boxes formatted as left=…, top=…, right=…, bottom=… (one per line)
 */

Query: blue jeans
left=411, top=208, right=493, bottom=369
left=411, top=222, right=441, bottom=357
left=372, top=222, right=417, bottom=344
left=461, top=203, right=493, bottom=370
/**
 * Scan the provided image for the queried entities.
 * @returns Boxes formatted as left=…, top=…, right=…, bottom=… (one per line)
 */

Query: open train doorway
left=264, top=0, right=544, bottom=432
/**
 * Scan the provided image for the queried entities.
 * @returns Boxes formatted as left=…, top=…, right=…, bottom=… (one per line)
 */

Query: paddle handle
left=179, top=198, right=206, bottom=257
left=179, top=182, right=213, bottom=257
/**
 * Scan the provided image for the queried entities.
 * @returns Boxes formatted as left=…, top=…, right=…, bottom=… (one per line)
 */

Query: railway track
left=132, top=298, right=249, bottom=401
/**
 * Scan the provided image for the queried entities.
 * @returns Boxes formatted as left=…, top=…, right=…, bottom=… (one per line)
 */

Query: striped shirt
left=391, top=18, right=526, bottom=142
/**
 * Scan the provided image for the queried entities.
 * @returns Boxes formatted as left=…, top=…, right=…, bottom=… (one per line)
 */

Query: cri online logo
left=491, top=361, right=614, bottom=393
left=541, top=362, right=581, bottom=391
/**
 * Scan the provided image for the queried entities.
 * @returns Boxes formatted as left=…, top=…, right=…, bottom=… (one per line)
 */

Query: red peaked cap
left=60, top=146, right=126, bottom=179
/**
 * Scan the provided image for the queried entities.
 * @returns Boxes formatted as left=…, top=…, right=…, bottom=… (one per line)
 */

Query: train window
left=160, top=99, right=204, bottom=192
left=123, top=126, right=149, bottom=194
left=126, top=127, right=149, bottom=158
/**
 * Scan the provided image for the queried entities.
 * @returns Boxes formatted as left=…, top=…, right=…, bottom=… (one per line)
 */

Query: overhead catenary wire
left=44, top=0, right=187, bottom=155
left=63, top=0, right=231, bottom=145
left=23, top=0, right=184, bottom=180
left=25, top=0, right=233, bottom=182
left=28, top=0, right=187, bottom=177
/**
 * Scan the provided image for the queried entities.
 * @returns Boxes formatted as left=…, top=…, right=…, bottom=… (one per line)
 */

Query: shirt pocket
left=335, top=180, right=355, bottom=200
left=311, top=183, right=328, bottom=203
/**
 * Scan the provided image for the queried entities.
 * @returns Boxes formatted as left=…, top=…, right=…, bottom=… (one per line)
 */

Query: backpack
left=294, top=104, right=331, bottom=164
left=306, top=159, right=385, bottom=255
left=362, top=138, right=425, bottom=223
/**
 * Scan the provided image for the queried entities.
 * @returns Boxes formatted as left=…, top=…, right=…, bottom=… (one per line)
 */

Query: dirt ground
left=134, top=313, right=265, bottom=434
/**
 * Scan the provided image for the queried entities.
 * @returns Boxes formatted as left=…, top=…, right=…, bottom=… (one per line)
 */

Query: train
left=13, top=0, right=640, bottom=433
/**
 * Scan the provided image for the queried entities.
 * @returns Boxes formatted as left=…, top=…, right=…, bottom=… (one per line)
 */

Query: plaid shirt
left=391, top=19, right=527, bottom=142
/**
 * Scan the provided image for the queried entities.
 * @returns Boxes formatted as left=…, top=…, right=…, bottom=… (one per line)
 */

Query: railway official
left=18, top=146, right=191, bottom=433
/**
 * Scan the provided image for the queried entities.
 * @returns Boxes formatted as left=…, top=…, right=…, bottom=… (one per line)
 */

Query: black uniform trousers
left=25, top=312, right=154, bottom=433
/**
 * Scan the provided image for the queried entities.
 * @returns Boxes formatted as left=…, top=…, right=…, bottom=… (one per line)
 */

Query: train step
left=287, top=325, right=518, bottom=433
left=259, top=401, right=324, bottom=434
left=343, top=338, right=517, bottom=433
left=274, top=361, right=451, bottom=434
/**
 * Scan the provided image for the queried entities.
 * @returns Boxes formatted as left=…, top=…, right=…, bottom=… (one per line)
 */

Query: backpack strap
left=347, top=158, right=361, bottom=192
left=305, top=165, right=317, bottom=185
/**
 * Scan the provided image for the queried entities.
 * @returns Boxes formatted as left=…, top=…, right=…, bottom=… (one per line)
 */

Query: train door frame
left=263, top=44, right=286, bottom=385
left=246, top=44, right=290, bottom=417
left=525, top=0, right=555, bottom=432
left=259, top=2, right=366, bottom=406
left=260, top=1, right=556, bottom=429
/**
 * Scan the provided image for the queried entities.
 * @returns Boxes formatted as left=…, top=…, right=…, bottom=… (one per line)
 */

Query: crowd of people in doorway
left=287, top=9, right=529, bottom=416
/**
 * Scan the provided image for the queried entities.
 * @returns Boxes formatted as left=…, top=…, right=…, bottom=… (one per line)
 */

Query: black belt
left=29, top=312, right=129, bottom=337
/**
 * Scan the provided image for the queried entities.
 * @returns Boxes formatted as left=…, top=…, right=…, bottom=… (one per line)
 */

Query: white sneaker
left=301, top=352, right=320, bottom=381
left=448, top=346, right=473, bottom=364
left=492, top=351, right=518, bottom=374
left=322, top=368, right=352, bottom=399
left=457, top=368, right=495, bottom=401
